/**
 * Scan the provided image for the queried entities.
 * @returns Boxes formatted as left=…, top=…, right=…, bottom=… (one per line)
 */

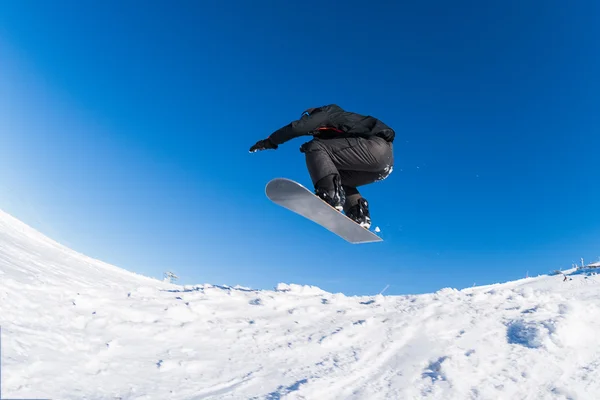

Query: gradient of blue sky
left=1, top=1, right=599, bottom=295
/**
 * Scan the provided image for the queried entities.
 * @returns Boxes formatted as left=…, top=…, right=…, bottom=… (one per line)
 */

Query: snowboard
left=265, top=178, right=382, bottom=244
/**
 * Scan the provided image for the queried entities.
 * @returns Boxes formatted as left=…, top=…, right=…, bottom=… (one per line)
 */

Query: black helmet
left=300, top=107, right=321, bottom=118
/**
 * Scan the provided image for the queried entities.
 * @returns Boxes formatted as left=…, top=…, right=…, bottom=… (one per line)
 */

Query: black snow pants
left=300, top=135, right=394, bottom=212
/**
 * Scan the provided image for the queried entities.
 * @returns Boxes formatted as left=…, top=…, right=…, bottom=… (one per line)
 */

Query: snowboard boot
left=346, top=198, right=371, bottom=229
left=314, top=174, right=345, bottom=211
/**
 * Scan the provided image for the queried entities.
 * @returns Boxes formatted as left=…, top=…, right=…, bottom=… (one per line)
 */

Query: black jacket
left=268, top=104, right=395, bottom=146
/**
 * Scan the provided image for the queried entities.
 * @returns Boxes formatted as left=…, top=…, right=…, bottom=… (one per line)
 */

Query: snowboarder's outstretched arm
left=249, top=109, right=329, bottom=153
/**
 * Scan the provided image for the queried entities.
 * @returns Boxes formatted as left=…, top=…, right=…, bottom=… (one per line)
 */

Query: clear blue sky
left=1, top=1, right=599, bottom=296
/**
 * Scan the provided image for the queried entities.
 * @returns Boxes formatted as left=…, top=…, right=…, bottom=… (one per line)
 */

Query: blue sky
left=1, top=1, right=599, bottom=296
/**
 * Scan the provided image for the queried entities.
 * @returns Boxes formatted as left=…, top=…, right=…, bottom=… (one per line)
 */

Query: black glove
left=249, top=138, right=278, bottom=153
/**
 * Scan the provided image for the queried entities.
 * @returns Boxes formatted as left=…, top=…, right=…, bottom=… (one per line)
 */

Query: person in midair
left=249, top=104, right=395, bottom=229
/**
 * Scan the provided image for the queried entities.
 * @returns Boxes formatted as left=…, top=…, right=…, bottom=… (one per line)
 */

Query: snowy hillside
left=1, top=209, right=600, bottom=400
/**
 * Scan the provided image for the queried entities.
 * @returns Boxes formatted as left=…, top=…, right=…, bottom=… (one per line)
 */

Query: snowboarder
left=250, top=104, right=395, bottom=229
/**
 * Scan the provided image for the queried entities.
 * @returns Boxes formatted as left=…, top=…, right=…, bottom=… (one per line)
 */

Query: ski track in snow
left=1, top=208, right=600, bottom=399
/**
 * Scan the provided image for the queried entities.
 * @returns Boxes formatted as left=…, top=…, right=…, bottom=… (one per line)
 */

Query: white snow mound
left=1, top=208, right=600, bottom=399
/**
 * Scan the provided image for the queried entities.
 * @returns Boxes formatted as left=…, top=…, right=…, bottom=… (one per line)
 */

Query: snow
left=1, top=208, right=600, bottom=399
left=586, top=261, right=600, bottom=268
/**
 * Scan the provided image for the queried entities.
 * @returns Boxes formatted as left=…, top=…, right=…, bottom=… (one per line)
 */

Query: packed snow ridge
left=1, top=208, right=600, bottom=399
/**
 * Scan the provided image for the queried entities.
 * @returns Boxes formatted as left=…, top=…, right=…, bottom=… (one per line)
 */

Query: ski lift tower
left=163, top=271, right=179, bottom=283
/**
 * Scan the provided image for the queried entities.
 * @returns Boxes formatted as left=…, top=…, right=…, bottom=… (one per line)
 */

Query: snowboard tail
left=265, top=178, right=382, bottom=244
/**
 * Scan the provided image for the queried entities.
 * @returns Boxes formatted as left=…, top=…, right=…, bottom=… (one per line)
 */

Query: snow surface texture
left=1, top=208, right=600, bottom=399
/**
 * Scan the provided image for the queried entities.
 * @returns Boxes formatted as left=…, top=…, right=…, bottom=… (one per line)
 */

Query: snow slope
left=1, top=208, right=600, bottom=400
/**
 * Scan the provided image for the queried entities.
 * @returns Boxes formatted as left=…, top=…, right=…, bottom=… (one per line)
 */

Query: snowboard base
left=265, top=178, right=382, bottom=244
